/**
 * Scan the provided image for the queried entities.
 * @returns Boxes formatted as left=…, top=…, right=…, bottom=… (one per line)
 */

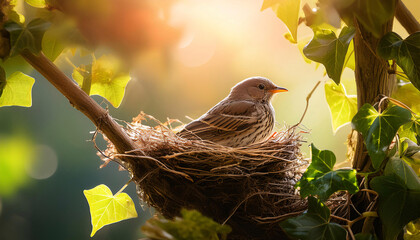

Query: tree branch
left=20, top=50, right=138, bottom=155
left=396, top=0, right=420, bottom=34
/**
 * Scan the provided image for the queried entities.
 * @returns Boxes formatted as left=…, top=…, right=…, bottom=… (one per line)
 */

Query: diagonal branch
left=396, top=0, right=420, bottom=34
left=20, top=50, right=138, bottom=156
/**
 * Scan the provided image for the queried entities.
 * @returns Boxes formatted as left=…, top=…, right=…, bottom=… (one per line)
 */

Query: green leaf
left=4, top=18, right=51, bottom=57
left=377, top=32, right=420, bottom=92
left=353, top=0, right=396, bottom=38
left=41, top=28, right=65, bottom=62
left=371, top=158, right=420, bottom=240
left=261, top=0, right=300, bottom=43
left=399, top=120, right=420, bottom=144
left=325, top=80, right=357, bottom=132
left=280, top=196, right=347, bottom=240
left=303, top=26, right=355, bottom=84
left=352, top=104, right=412, bottom=169
left=400, top=139, right=420, bottom=176
left=24, top=0, right=46, bottom=8
left=84, top=184, right=138, bottom=237
left=0, top=71, right=35, bottom=107
left=296, top=144, right=359, bottom=201
left=393, top=83, right=420, bottom=115
left=72, top=55, right=131, bottom=108
left=142, top=209, right=231, bottom=240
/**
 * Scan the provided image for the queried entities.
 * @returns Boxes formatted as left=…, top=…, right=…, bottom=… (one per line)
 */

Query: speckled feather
left=177, top=77, right=285, bottom=147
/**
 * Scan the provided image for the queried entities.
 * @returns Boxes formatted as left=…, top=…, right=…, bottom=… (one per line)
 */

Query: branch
left=20, top=50, right=138, bottom=155
left=396, top=0, right=420, bottom=34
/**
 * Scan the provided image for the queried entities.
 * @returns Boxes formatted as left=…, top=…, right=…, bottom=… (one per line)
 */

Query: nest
left=101, top=113, right=310, bottom=239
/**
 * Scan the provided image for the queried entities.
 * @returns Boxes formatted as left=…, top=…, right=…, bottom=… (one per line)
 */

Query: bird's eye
left=258, top=84, right=265, bottom=90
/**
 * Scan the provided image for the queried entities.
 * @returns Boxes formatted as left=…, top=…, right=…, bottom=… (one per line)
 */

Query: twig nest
left=101, top=113, right=308, bottom=239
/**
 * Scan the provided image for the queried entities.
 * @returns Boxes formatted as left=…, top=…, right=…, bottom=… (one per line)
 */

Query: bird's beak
left=268, top=87, right=288, bottom=93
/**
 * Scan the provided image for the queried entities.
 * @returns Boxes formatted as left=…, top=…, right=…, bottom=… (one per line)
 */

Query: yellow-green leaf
left=42, top=28, right=65, bottom=62
left=84, top=184, right=138, bottom=237
left=325, top=80, right=357, bottom=132
left=0, top=71, right=35, bottom=107
left=344, top=40, right=355, bottom=70
left=72, top=55, right=131, bottom=108
left=25, top=0, right=46, bottom=8
left=393, top=83, right=420, bottom=115
left=261, top=0, right=300, bottom=43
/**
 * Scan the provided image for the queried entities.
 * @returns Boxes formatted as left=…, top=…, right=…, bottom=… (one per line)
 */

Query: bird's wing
left=178, top=100, right=258, bottom=139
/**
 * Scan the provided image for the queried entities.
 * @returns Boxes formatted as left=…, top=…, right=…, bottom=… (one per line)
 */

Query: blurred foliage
left=72, top=55, right=131, bottom=107
left=0, top=134, right=34, bottom=197
left=4, top=18, right=50, bottom=57
left=142, top=209, right=231, bottom=240
left=84, top=184, right=138, bottom=237
left=261, top=0, right=300, bottom=43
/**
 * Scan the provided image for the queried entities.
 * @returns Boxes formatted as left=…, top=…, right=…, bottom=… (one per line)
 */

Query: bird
left=177, top=77, right=288, bottom=147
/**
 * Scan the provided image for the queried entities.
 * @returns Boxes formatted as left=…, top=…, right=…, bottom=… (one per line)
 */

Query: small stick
left=291, top=80, right=321, bottom=128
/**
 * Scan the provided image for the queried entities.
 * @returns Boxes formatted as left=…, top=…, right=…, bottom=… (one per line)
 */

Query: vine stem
left=116, top=179, right=133, bottom=195
left=20, top=50, right=140, bottom=158
left=395, top=0, right=420, bottom=35
left=291, top=80, right=321, bottom=129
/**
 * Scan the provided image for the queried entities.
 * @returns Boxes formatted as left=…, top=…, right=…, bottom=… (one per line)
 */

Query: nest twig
left=99, top=113, right=310, bottom=239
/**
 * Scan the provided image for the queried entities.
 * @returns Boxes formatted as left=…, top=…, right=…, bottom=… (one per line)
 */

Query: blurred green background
left=0, top=0, right=418, bottom=239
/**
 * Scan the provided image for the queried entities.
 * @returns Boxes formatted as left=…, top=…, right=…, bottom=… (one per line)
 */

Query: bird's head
left=228, top=77, right=287, bottom=103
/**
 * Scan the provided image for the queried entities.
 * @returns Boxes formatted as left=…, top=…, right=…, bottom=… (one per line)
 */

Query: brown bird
left=177, top=77, right=288, bottom=147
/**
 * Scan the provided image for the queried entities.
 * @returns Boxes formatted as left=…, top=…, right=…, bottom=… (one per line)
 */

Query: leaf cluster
left=0, top=0, right=131, bottom=108
left=141, top=209, right=231, bottom=240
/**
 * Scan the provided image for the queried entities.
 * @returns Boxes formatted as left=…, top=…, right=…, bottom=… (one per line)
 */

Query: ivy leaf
left=261, top=0, right=300, bottom=43
left=41, top=28, right=65, bottom=62
left=142, top=209, right=231, bottom=240
left=377, top=32, right=420, bottom=92
left=83, top=184, right=138, bottom=237
left=280, top=196, right=347, bottom=239
left=371, top=158, right=420, bottom=240
left=351, top=104, right=412, bottom=169
left=400, top=139, right=420, bottom=176
left=72, top=55, right=131, bottom=108
left=344, top=40, right=355, bottom=70
left=393, top=83, right=420, bottom=115
left=325, top=80, right=357, bottom=132
left=303, top=26, right=355, bottom=84
left=352, top=0, right=396, bottom=38
left=4, top=18, right=50, bottom=57
left=0, top=71, right=35, bottom=107
left=24, top=0, right=46, bottom=8
left=399, top=120, right=420, bottom=144
left=296, top=144, right=359, bottom=201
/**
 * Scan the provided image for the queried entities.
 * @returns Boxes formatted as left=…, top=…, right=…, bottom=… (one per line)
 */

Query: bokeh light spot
left=176, top=35, right=216, bottom=67
left=26, top=145, right=58, bottom=180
